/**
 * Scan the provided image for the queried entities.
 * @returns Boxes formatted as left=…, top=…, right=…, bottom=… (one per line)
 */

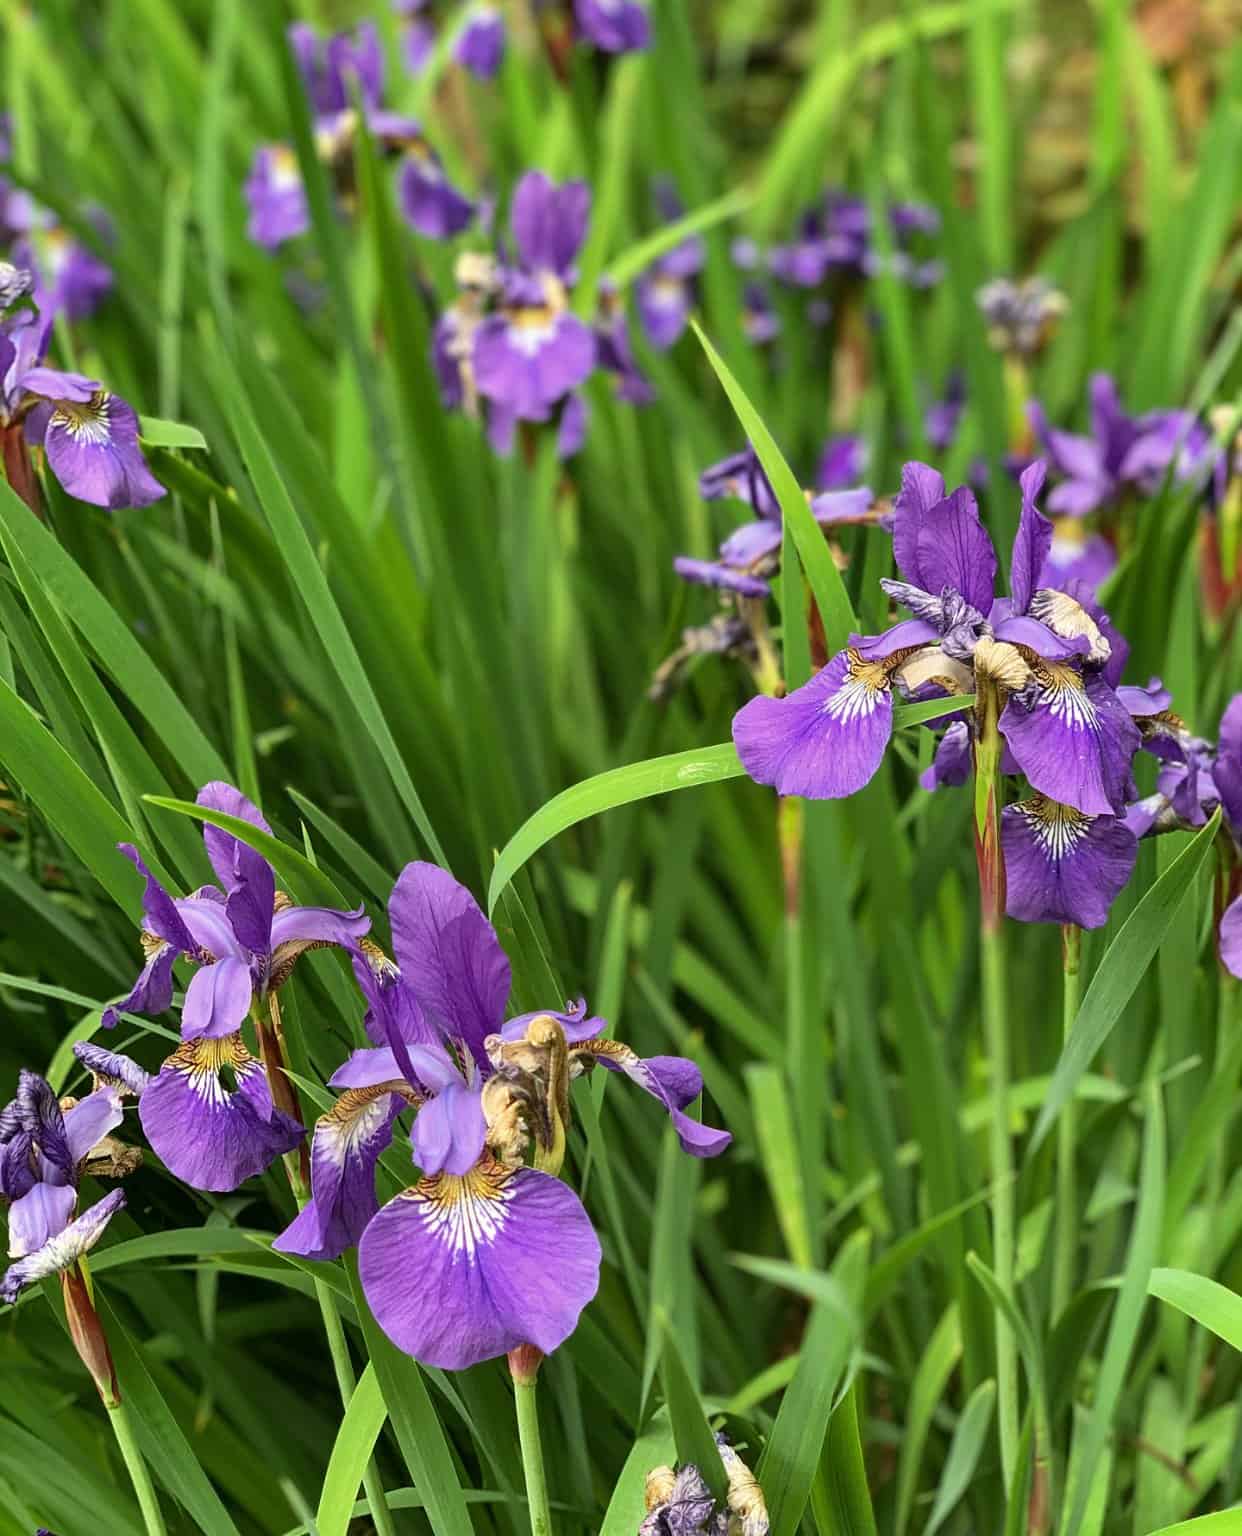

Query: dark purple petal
left=992, top=613, right=1089, bottom=660
left=699, top=448, right=778, bottom=519
left=1009, top=461, right=1051, bottom=613
left=101, top=944, right=179, bottom=1031
left=637, top=272, right=692, bottom=350
left=511, top=173, right=590, bottom=276
left=1, top=1190, right=125, bottom=1305
left=454, top=5, right=505, bottom=77
left=920, top=720, right=973, bottom=790
left=583, top=1042, right=730, bottom=1156
left=398, top=153, right=475, bottom=240
left=717, top=519, right=783, bottom=569
left=196, top=782, right=273, bottom=889
left=1000, top=668, right=1141, bottom=817
left=16, top=1071, right=71, bottom=1183
left=348, top=948, right=439, bottom=1049
left=139, top=1034, right=303, bottom=1192
left=816, top=435, right=867, bottom=491
left=915, top=486, right=996, bottom=615
left=557, top=392, right=589, bottom=458
left=733, top=648, right=893, bottom=799
left=358, top=1163, right=601, bottom=1369
left=273, top=1088, right=404, bottom=1261
left=1220, top=895, right=1242, bottom=980
left=501, top=999, right=604, bottom=1044
left=574, top=0, right=650, bottom=53
left=37, top=391, right=165, bottom=510
left=1214, top=694, right=1242, bottom=833
left=891, top=462, right=946, bottom=588
left=411, top=1081, right=488, bottom=1177
left=1089, top=373, right=1141, bottom=476
left=389, top=863, right=511, bottom=1067
left=73, top=1042, right=151, bottom=1097
left=852, top=620, right=939, bottom=660
left=672, top=557, right=770, bottom=598
left=1002, top=798, right=1137, bottom=928
left=116, top=844, right=194, bottom=951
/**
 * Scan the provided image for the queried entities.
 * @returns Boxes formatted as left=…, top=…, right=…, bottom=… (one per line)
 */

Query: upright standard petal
left=891, top=461, right=946, bottom=588
left=510, top=173, right=591, bottom=278
left=915, top=486, right=997, bottom=615
left=139, top=1034, right=303, bottom=1192
left=455, top=5, right=505, bottom=77
left=273, top=1087, right=405, bottom=1262
left=358, top=1160, right=601, bottom=1369
left=920, top=720, right=973, bottom=790
left=1002, top=797, right=1137, bottom=929
left=1, top=1190, right=125, bottom=1305
left=196, top=782, right=273, bottom=894
left=1220, top=896, right=1242, bottom=980
left=1000, top=666, right=1140, bottom=817
left=38, top=390, right=165, bottom=510
left=1213, top=694, right=1242, bottom=833
left=1009, top=461, right=1051, bottom=614
left=732, top=648, right=894, bottom=799
left=389, top=863, right=511, bottom=1065
left=575, top=0, right=650, bottom=52
left=577, top=1041, right=731, bottom=1156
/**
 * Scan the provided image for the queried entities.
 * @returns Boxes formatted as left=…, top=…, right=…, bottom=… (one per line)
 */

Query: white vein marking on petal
left=50, top=391, right=113, bottom=445
left=413, top=1163, right=513, bottom=1266
left=1039, top=668, right=1098, bottom=732
left=1017, top=796, right=1092, bottom=863
left=172, top=1033, right=258, bottom=1109
left=820, top=652, right=887, bottom=724
left=322, top=1088, right=393, bottom=1164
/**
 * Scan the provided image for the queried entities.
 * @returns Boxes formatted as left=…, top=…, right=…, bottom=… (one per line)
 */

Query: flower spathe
left=277, top=861, right=729, bottom=1370
left=733, top=461, right=1141, bottom=817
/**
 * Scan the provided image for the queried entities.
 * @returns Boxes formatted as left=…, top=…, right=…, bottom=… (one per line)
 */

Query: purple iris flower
left=394, top=134, right=476, bottom=240
left=12, top=223, right=113, bottom=323
left=1125, top=693, right=1242, bottom=976
left=641, top=1436, right=769, bottom=1536
left=741, top=283, right=780, bottom=345
left=0, top=307, right=165, bottom=510
left=925, top=373, right=966, bottom=454
left=675, top=444, right=874, bottom=599
left=100, top=782, right=369, bottom=1192
left=289, top=20, right=385, bottom=116
left=574, top=0, right=651, bottom=52
left=596, top=282, right=655, bottom=405
left=733, top=461, right=1141, bottom=819
left=244, top=145, right=309, bottom=249
left=636, top=183, right=704, bottom=351
left=1029, top=374, right=1224, bottom=518
left=456, top=4, right=506, bottom=78
left=977, top=276, right=1067, bottom=358
left=471, top=172, right=596, bottom=431
left=0, top=1069, right=128, bottom=1304
left=395, top=0, right=435, bottom=74
left=816, top=435, right=867, bottom=491
left=276, top=862, right=728, bottom=1370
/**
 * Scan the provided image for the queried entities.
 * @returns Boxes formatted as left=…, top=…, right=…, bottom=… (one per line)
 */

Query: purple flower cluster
left=732, top=460, right=1165, bottom=930
left=403, top=0, right=650, bottom=82
left=1126, top=694, right=1242, bottom=976
left=18, top=786, right=729, bottom=1372
left=245, top=20, right=474, bottom=251
left=433, top=171, right=651, bottom=456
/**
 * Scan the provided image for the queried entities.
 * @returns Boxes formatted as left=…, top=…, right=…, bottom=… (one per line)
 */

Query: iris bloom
left=288, top=20, right=384, bottom=115
left=674, top=445, right=876, bottom=600
left=0, top=1069, right=131, bottom=1304
left=636, top=183, right=705, bottom=351
left=976, top=276, right=1067, bottom=358
left=734, top=461, right=1140, bottom=815
left=574, top=0, right=651, bottom=52
left=1127, top=693, right=1242, bottom=976
left=456, top=4, right=506, bottom=77
left=101, top=782, right=369, bottom=1191
left=275, top=862, right=729, bottom=1370
left=471, top=172, right=597, bottom=450
left=641, top=1436, right=769, bottom=1536
left=0, top=306, right=165, bottom=510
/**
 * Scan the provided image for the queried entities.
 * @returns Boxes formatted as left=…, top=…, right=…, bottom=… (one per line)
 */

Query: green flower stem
left=1052, top=924, right=1082, bottom=1321
left=514, top=1374, right=553, bottom=1536
left=313, top=1276, right=398, bottom=1536
left=107, top=1396, right=167, bottom=1536
left=973, top=682, right=1018, bottom=1491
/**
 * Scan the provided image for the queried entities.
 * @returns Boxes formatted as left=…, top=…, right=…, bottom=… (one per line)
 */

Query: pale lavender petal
left=273, top=1088, right=404, bottom=1261
left=62, top=1089, right=123, bottom=1166
left=40, top=391, right=165, bottom=510
left=718, top=519, right=783, bottom=569
left=389, top=863, right=510, bottom=1066
left=175, top=896, right=246, bottom=962
left=1214, top=695, right=1242, bottom=833
left=733, top=648, right=893, bottom=799
left=673, top=557, right=770, bottom=598
left=1, top=1190, right=125, bottom=1304
left=269, top=904, right=370, bottom=949
left=1002, top=798, right=1137, bottom=929
left=411, top=1081, right=487, bottom=1177
left=511, top=173, right=590, bottom=277
left=811, top=488, right=875, bottom=526
left=1009, top=461, right=1051, bottom=613
left=584, top=1042, right=730, bottom=1156
left=359, top=1163, right=601, bottom=1369
left=139, top=1034, right=303, bottom=1192
left=196, top=782, right=273, bottom=890
left=473, top=310, right=595, bottom=420
left=180, top=957, right=254, bottom=1041
left=6, top=1183, right=76, bottom=1259
left=501, top=999, right=604, bottom=1044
